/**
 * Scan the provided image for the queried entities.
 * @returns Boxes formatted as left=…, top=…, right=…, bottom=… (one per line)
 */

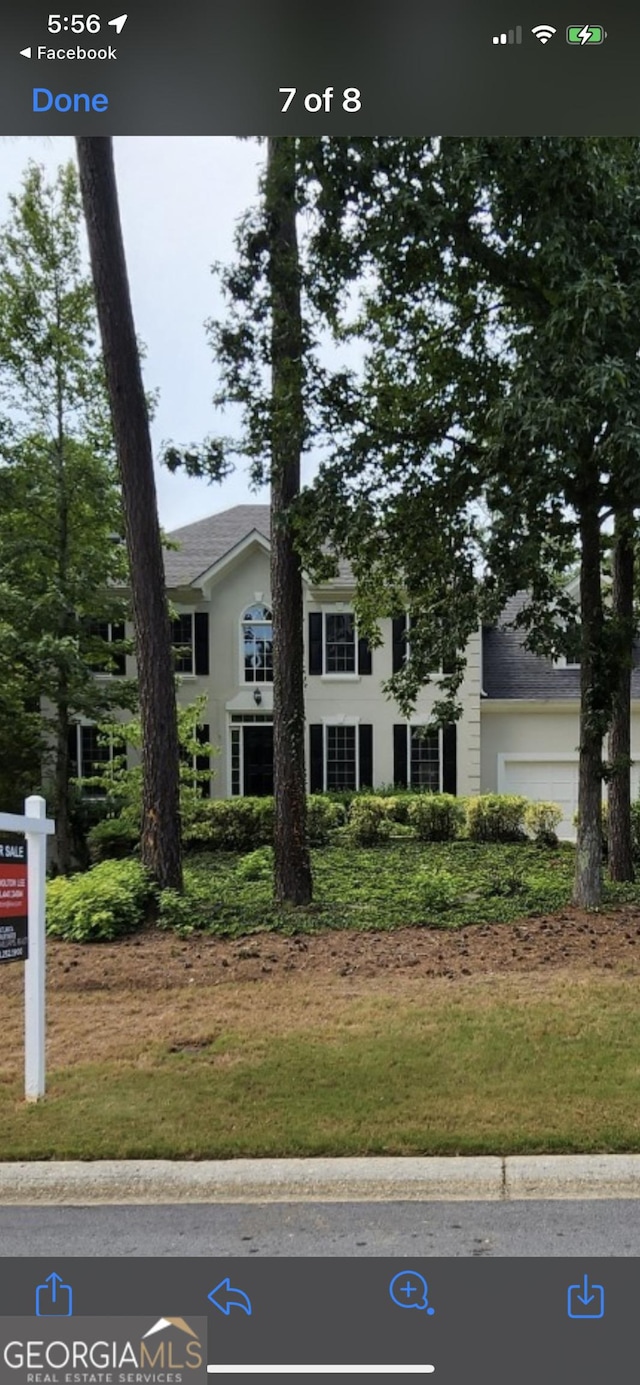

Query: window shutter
left=196, top=723, right=211, bottom=798
left=194, top=612, right=209, bottom=675
left=309, top=612, right=323, bottom=675
left=68, top=725, right=78, bottom=779
left=392, top=615, right=407, bottom=674
left=442, top=652, right=456, bottom=677
left=309, top=724, right=324, bottom=792
left=111, top=621, right=126, bottom=676
left=393, top=725, right=408, bottom=788
left=357, top=635, right=372, bottom=676
left=442, top=724, right=457, bottom=795
left=359, top=724, right=373, bottom=788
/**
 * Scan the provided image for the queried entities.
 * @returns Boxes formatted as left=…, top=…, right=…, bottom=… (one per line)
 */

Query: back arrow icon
left=208, top=1278, right=252, bottom=1316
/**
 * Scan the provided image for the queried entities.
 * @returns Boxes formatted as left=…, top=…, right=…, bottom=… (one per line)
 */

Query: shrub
left=466, top=794, right=528, bottom=842
left=413, top=866, right=457, bottom=912
left=87, top=816, right=139, bottom=862
left=307, top=795, right=344, bottom=842
left=408, top=793, right=465, bottom=842
left=348, top=796, right=392, bottom=846
left=185, top=797, right=274, bottom=852
left=236, top=846, right=273, bottom=881
left=524, top=800, right=563, bottom=847
left=47, top=860, right=152, bottom=942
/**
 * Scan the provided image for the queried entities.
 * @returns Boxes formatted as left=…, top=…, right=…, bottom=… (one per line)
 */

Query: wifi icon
left=532, top=24, right=557, bottom=42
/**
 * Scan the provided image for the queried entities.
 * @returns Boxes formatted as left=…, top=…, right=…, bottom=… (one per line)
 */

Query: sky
left=0, top=136, right=272, bottom=531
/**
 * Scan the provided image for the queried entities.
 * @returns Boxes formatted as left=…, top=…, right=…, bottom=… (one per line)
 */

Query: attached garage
left=498, top=752, right=640, bottom=841
left=498, top=754, right=580, bottom=840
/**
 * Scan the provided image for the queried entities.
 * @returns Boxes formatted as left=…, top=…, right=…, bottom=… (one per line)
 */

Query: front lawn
left=2, top=965, right=640, bottom=1157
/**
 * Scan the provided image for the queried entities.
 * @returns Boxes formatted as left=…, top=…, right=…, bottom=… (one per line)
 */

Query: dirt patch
left=2, top=903, right=640, bottom=997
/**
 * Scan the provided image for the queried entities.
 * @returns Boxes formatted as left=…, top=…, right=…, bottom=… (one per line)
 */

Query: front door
left=243, top=725, right=274, bottom=797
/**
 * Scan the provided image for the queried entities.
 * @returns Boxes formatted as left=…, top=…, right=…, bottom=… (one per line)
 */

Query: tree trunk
left=573, top=488, right=605, bottom=908
left=266, top=137, right=312, bottom=906
left=607, top=511, right=635, bottom=881
left=75, top=137, right=182, bottom=891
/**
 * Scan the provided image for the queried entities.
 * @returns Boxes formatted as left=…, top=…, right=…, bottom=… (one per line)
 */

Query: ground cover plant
left=45, top=841, right=640, bottom=941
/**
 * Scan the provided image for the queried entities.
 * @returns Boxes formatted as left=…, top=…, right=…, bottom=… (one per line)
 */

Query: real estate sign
left=0, top=835, right=27, bottom=963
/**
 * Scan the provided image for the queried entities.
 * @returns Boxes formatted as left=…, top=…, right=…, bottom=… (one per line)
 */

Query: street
left=1, top=1200, right=639, bottom=1256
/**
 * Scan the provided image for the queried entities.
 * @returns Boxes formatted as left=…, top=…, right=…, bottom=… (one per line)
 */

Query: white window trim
left=407, top=723, right=443, bottom=793
left=553, top=655, right=581, bottom=669
left=91, top=620, right=127, bottom=679
left=76, top=722, right=120, bottom=797
left=320, top=605, right=361, bottom=680
left=172, top=608, right=196, bottom=677
left=239, top=600, right=274, bottom=687
left=322, top=715, right=361, bottom=793
left=402, top=617, right=442, bottom=680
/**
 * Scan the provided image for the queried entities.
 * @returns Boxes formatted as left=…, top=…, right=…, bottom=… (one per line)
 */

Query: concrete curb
left=0, top=1155, right=639, bottom=1204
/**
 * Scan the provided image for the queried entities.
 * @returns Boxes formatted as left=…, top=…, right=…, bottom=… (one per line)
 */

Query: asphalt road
left=1, top=1201, right=640, bottom=1256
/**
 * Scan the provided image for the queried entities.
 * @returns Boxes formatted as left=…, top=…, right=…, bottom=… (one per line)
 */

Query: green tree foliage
left=296, top=136, right=640, bottom=907
left=0, top=162, right=136, bottom=860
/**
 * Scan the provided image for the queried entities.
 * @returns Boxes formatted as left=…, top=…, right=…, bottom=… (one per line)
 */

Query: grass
left=159, top=840, right=640, bottom=936
left=2, top=972, right=640, bottom=1157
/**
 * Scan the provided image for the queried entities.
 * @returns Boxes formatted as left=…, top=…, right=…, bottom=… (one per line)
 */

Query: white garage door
left=499, top=757, right=579, bottom=840
left=499, top=754, right=640, bottom=841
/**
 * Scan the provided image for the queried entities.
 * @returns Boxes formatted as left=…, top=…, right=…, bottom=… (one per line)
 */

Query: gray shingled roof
left=164, top=505, right=271, bottom=587
left=164, top=504, right=353, bottom=588
left=483, top=591, right=640, bottom=699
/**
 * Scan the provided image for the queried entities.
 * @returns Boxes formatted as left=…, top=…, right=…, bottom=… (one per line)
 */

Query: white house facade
left=71, top=505, right=639, bottom=840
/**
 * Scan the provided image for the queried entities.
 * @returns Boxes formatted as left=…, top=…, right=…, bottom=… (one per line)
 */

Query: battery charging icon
left=566, top=24, right=606, bottom=43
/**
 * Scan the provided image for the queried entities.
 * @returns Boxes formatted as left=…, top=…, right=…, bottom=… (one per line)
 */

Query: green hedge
left=408, top=794, right=466, bottom=842
left=47, top=860, right=152, bottom=942
left=466, top=794, right=528, bottom=843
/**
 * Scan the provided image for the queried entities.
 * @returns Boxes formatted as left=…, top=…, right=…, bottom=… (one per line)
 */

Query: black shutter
left=309, top=612, right=323, bottom=675
left=196, top=723, right=211, bottom=798
left=442, top=651, right=456, bottom=676
left=359, top=724, right=373, bottom=788
left=393, top=725, right=408, bottom=788
left=194, top=612, right=209, bottom=675
left=357, top=635, right=372, bottom=676
left=442, top=724, right=457, bottom=795
left=310, top=724, right=324, bottom=792
left=392, top=615, right=407, bottom=674
left=68, top=725, right=78, bottom=779
left=111, top=621, right=126, bottom=676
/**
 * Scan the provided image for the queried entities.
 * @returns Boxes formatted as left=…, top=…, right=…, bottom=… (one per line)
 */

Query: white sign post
left=0, top=795, right=55, bottom=1101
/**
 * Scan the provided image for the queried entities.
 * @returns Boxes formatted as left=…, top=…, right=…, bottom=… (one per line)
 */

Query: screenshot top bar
left=0, top=3, right=636, bottom=134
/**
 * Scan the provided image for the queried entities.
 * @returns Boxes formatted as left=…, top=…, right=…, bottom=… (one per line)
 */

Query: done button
left=33, top=88, right=109, bottom=112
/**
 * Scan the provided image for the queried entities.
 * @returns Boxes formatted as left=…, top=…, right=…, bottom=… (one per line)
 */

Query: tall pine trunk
left=75, top=137, right=182, bottom=891
left=573, top=486, right=605, bottom=908
left=266, top=138, right=312, bottom=906
left=608, top=511, right=635, bottom=881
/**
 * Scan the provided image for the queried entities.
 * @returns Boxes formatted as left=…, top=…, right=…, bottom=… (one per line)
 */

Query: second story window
left=172, top=612, right=194, bottom=673
left=86, top=619, right=126, bottom=676
left=325, top=613, right=356, bottom=673
left=242, top=603, right=273, bottom=683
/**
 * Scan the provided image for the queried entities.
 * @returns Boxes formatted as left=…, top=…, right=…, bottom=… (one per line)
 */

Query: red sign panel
left=0, top=837, right=28, bottom=963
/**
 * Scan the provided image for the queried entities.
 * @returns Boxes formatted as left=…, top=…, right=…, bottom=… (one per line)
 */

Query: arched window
left=242, top=603, right=273, bottom=683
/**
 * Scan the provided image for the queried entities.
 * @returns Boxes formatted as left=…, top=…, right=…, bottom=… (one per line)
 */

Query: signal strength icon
left=532, top=24, right=557, bottom=42
left=492, top=25, right=522, bottom=43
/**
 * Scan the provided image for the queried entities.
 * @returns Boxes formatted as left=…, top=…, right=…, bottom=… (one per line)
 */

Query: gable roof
left=164, top=505, right=271, bottom=587
left=164, top=503, right=353, bottom=588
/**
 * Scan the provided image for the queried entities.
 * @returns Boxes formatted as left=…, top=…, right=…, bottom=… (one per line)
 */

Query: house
left=73, top=505, right=634, bottom=840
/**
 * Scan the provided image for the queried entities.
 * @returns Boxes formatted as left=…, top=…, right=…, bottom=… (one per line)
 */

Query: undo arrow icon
left=208, top=1278, right=253, bottom=1317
